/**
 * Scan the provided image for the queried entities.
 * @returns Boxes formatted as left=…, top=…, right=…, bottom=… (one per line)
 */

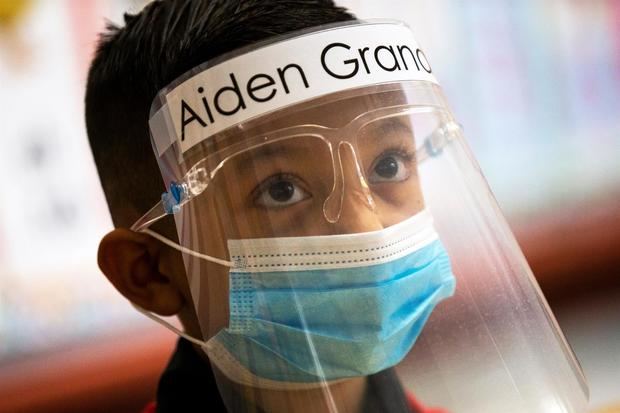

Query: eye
left=368, top=152, right=412, bottom=183
left=254, top=174, right=311, bottom=208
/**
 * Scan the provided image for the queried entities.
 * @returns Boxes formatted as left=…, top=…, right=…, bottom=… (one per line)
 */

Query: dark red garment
left=406, top=392, right=450, bottom=413
left=142, top=402, right=156, bottom=413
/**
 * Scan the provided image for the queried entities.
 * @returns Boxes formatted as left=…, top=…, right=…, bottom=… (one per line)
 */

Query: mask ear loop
left=141, top=228, right=234, bottom=268
left=131, top=303, right=210, bottom=348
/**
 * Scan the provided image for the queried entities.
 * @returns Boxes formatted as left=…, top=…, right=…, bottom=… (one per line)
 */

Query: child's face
left=178, top=94, right=426, bottom=339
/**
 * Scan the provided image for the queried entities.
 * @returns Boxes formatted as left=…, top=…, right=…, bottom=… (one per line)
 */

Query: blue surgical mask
left=203, top=210, right=456, bottom=388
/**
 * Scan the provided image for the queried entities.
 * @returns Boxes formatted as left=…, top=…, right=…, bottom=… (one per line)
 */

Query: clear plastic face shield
left=132, top=21, right=588, bottom=413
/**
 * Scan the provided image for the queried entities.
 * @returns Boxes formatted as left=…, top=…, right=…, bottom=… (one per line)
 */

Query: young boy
left=85, top=1, right=454, bottom=412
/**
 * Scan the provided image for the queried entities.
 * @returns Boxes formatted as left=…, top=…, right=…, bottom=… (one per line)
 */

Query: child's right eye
left=253, top=173, right=311, bottom=208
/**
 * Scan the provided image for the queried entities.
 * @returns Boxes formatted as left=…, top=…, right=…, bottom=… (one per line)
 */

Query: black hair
left=85, top=0, right=355, bottom=228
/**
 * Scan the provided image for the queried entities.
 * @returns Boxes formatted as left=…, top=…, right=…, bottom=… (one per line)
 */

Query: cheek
left=371, top=177, right=426, bottom=225
left=372, top=179, right=424, bottom=206
left=179, top=196, right=233, bottom=338
left=191, top=259, right=231, bottom=339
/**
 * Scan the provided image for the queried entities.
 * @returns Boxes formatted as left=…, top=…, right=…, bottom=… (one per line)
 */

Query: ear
left=97, top=228, right=185, bottom=316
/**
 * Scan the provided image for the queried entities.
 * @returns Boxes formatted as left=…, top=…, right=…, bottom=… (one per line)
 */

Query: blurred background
left=0, top=0, right=618, bottom=412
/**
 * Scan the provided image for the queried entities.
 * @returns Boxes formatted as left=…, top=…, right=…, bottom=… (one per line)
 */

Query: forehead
left=250, top=91, right=394, bottom=131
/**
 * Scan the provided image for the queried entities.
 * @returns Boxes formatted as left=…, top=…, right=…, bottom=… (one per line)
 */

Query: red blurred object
left=0, top=328, right=176, bottom=413
left=513, top=194, right=620, bottom=302
left=141, top=401, right=156, bottom=413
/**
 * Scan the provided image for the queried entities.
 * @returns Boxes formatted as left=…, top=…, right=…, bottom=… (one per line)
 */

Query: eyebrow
left=232, top=140, right=319, bottom=173
left=362, top=117, right=415, bottom=145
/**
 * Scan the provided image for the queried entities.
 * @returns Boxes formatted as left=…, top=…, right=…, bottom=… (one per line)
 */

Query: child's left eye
left=368, top=153, right=411, bottom=183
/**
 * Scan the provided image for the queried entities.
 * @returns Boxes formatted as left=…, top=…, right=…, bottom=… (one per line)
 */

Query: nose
left=323, top=142, right=383, bottom=234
